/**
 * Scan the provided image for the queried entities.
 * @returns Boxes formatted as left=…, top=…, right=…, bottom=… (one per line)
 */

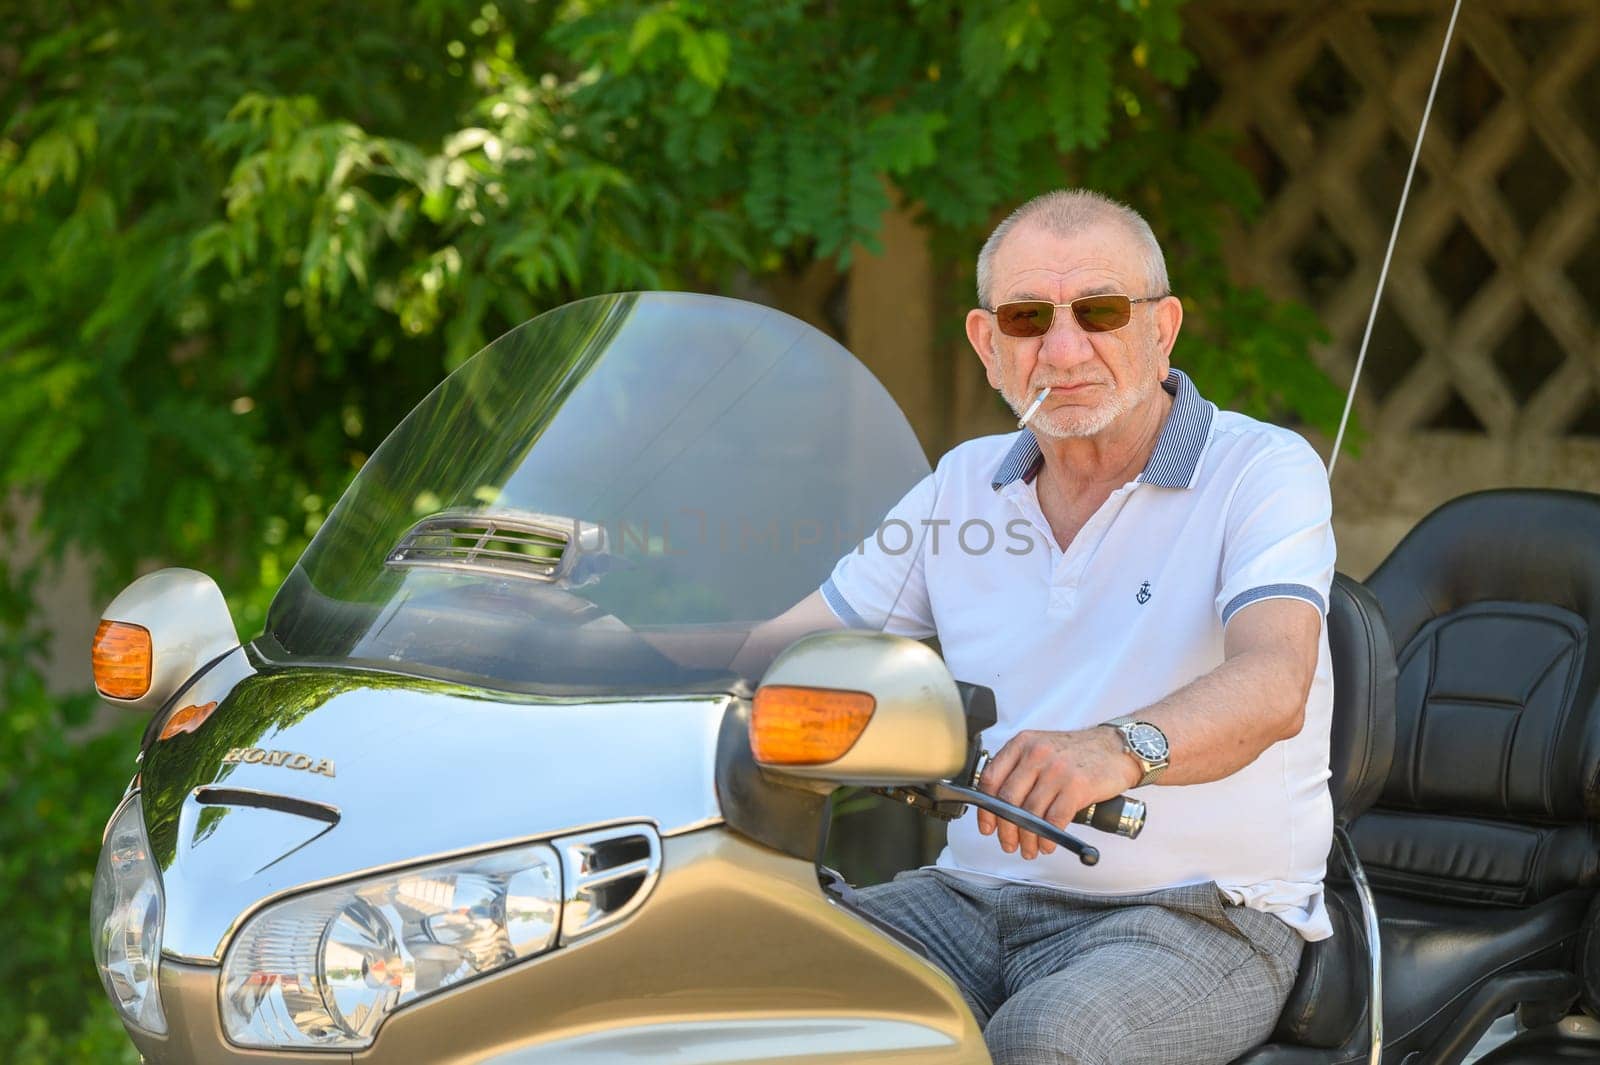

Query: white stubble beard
left=1002, top=369, right=1159, bottom=440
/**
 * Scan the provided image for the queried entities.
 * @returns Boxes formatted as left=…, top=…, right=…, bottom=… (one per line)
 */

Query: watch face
left=1127, top=723, right=1168, bottom=761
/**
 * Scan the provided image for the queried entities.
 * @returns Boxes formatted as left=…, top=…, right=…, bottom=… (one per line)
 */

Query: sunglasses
left=988, top=293, right=1166, bottom=338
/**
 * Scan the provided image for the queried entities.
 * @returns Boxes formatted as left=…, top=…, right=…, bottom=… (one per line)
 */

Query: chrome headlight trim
left=555, top=823, right=663, bottom=944
left=220, top=841, right=562, bottom=1050
left=219, top=822, right=662, bottom=1051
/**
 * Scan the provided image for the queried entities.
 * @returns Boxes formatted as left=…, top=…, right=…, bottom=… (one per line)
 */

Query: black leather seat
left=1245, top=490, right=1600, bottom=1064
left=1358, top=491, right=1600, bottom=1056
left=1364, top=890, right=1587, bottom=1050
left=1235, top=574, right=1398, bottom=1061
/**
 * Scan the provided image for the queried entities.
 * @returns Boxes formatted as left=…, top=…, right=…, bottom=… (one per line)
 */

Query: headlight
left=91, top=793, right=167, bottom=1034
left=221, top=843, right=561, bottom=1050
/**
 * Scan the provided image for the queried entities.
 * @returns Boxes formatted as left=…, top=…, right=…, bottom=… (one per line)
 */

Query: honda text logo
left=222, top=747, right=337, bottom=778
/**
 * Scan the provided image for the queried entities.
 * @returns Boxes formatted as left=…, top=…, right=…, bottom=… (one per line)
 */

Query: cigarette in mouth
left=1017, top=387, right=1050, bottom=429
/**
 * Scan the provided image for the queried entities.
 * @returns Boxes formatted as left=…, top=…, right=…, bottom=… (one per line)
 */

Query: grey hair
left=975, top=189, right=1169, bottom=308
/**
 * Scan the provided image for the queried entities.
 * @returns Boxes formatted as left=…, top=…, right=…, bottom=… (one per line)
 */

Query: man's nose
left=1035, top=313, right=1099, bottom=370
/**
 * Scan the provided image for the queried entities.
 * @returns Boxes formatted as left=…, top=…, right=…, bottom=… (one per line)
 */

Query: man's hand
left=976, top=726, right=1142, bottom=860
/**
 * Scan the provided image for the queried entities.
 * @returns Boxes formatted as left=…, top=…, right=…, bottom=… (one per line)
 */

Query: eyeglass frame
left=981, top=293, right=1170, bottom=337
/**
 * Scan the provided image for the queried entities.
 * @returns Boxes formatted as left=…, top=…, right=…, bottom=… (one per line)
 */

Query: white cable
left=1326, top=0, right=1464, bottom=480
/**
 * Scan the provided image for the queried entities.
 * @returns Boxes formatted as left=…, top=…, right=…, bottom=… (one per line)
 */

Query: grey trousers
left=855, top=869, right=1304, bottom=1065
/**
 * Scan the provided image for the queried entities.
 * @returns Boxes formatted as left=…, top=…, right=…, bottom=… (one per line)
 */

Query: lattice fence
left=1188, top=0, right=1600, bottom=442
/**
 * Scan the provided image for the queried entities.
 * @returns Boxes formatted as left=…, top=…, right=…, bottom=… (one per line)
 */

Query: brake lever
left=873, top=733, right=1147, bottom=866
left=921, top=780, right=1101, bottom=866
left=876, top=778, right=1149, bottom=865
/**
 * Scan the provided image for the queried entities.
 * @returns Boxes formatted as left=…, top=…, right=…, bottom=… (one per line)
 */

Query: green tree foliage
left=0, top=1, right=1338, bottom=1058
left=2, top=0, right=1336, bottom=609
left=0, top=561, right=141, bottom=1063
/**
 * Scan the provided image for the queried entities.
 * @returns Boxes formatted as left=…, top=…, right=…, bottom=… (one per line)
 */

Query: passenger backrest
left=1356, top=489, right=1600, bottom=906
left=1266, top=573, right=1396, bottom=1049
left=1326, top=573, right=1397, bottom=826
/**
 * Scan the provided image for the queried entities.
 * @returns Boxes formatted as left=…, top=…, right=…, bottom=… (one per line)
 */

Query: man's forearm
left=1136, top=599, right=1320, bottom=786
left=727, top=589, right=844, bottom=678
left=1136, top=643, right=1312, bottom=787
left=976, top=598, right=1320, bottom=858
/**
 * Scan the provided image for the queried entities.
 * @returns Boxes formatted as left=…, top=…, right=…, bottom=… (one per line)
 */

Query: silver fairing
left=138, top=664, right=729, bottom=963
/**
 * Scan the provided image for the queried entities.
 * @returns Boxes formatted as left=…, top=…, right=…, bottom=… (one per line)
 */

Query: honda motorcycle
left=89, top=290, right=1137, bottom=1065
left=88, top=288, right=1600, bottom=1065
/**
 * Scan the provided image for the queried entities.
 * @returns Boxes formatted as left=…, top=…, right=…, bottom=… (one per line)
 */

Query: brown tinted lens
left=1072, top=294, right=1132, bottom=332
left=995, top=301, right=1054, bottom=338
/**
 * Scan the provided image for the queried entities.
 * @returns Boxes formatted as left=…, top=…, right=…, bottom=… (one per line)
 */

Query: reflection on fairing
left=136, top=663, right=730, bottom=964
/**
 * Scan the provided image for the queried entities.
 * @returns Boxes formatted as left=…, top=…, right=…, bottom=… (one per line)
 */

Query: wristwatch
left=1103, top=716, right=1170, bottom=787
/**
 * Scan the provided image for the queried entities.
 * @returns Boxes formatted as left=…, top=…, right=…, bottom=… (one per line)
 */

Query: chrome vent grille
left=387, top=512, right=572, bottom=582
left=552, top=823, right=661, bottom=943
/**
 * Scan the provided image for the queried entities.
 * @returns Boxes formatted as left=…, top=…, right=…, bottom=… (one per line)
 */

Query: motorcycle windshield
left=262, top=292, right=932, bottom=694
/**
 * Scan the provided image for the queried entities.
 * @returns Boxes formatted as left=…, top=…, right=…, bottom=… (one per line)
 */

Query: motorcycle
left=89, top=290, right=1125, bottom=1065
left=88, top=288, right=1600, bottom=1065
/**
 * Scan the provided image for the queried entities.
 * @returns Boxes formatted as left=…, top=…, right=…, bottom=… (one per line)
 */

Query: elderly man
left=748, top=188, right=1334, bottom=1065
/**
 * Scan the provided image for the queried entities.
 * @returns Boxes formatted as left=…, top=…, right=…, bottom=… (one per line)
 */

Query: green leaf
left=1046, top=20, right=1113, bottom=151
left=5, top=419, right=85, bottom=486
left=10, top=127, right=81, bottom=195
left=679, top=29, right=731, bottom=89
left=627, top=8, right=684, bottom=58
left=865, top=110, right=949, bottom=176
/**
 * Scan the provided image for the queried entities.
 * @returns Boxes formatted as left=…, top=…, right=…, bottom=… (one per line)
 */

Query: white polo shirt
left=821, top=369, right=1336, bottom=940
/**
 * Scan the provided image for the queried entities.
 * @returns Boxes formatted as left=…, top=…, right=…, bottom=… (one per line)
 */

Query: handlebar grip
left=1073, top=795, right=1146, bottom=839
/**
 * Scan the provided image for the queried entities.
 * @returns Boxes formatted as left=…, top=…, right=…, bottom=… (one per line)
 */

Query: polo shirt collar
left=990, top=368, right=1216, bottom=491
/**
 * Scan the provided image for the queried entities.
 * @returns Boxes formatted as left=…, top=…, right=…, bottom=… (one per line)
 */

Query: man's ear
left=1154, top=295, right=1183, bottom=361
left=967, top=308, right=1003, bottom=389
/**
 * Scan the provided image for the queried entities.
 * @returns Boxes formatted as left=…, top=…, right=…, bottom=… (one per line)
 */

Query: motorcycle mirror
left=751, top=631, right=968, bottom=786
left=93, top=568, right=239, bottom=713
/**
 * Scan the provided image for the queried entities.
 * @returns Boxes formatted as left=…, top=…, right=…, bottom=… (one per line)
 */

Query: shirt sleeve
left=819, top=471, right=938, bottom=638
left=1215, top=436, right=1336, bottom=626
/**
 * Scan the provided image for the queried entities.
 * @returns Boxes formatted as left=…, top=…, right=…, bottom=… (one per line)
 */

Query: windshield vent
left=387, top=513, right=572, bottom=583
left=553, top=823, right=661, bottom=944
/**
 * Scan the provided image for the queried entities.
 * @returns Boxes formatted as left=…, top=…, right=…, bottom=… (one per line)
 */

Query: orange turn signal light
left=750, top=685, right=876, bottom=766
left=160, top=700, right=218, bottom=740
left=93, top=620, right=152, bottom=700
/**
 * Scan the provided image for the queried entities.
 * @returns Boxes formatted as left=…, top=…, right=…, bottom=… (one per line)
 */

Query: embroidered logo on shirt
left=1136, top=581, right=1153, bottom=604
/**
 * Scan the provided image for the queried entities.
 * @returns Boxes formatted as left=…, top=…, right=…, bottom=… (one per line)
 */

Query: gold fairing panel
left=140, top=664, right=731, bottom=963
left=127, top=831, right=987, bottom=1065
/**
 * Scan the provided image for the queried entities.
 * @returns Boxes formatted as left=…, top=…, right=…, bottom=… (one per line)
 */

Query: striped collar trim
left=990, top=369, right=1216, bottom=491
